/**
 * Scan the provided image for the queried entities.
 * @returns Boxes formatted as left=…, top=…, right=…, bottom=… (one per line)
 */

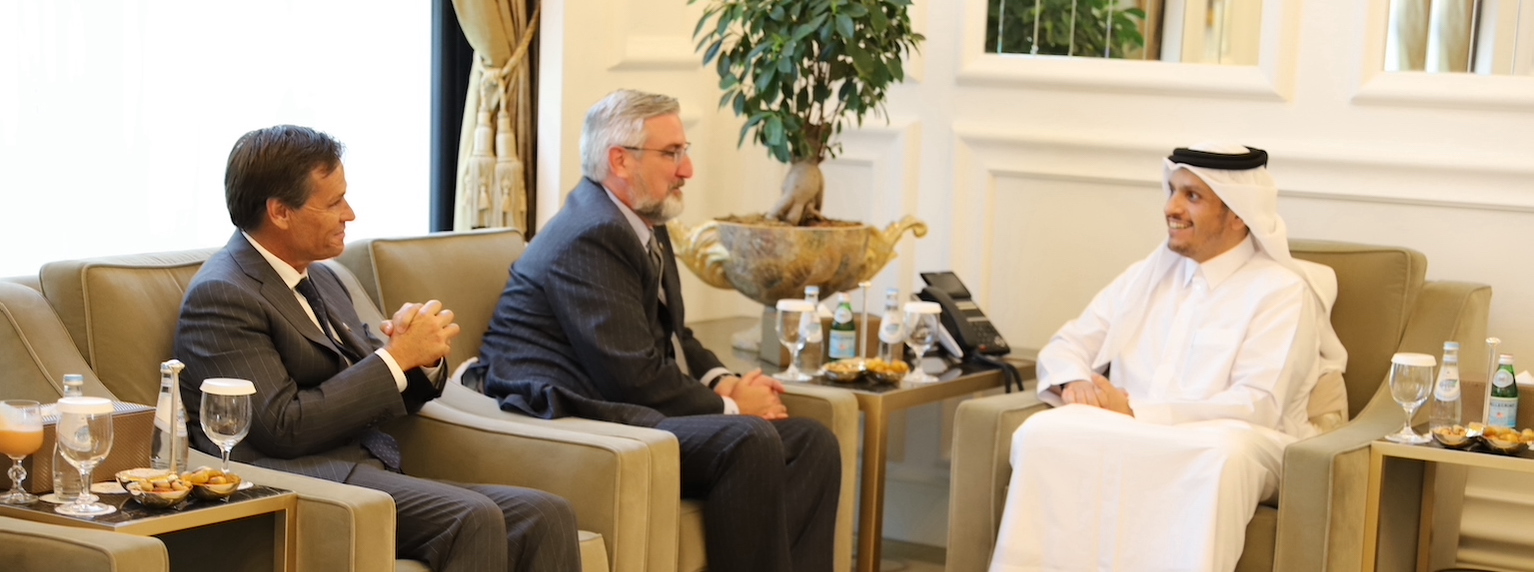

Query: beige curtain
left=453, top=0, right=539, bottom=231
left=1389, top=0, right=1474, bottom=72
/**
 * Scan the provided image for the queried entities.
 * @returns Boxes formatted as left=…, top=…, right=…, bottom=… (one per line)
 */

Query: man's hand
left=1058, top=373, right=1134, bottom=416
left=382, top=300, right=460, bottom=371
left=729, top=370, right=788, bottom=420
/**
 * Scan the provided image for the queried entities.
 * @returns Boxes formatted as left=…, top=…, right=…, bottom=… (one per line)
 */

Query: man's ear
left=266, top=198, right=293, bottom=231
left=608, top=146, right=631, bottom=179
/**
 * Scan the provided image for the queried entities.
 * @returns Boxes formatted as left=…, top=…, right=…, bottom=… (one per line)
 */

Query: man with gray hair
left=478, top=89, right=841, bottom=572
left=987, top=144, right=1347, bottom=572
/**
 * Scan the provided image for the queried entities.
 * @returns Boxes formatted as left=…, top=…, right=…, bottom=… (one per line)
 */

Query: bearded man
left=476, top=89, right=841, bottom=572
left=988, top=143, right=1347, bottom=572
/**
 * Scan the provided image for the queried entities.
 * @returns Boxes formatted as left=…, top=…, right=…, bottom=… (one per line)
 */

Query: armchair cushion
left=0, top=516, right=168, bottom=572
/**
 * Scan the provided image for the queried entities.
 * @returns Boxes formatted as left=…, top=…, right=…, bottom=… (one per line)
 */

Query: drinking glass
left=774, top=299, right=815, bottom=382
left=55, top=397, right=115, bottom=516
left=902, top=302, right=943, bottom=384
left=200, top=379, right=255, bottom=475
left=1386, top=352, right=1435, bottom=445
left=0, top=400, right=43, bottom=504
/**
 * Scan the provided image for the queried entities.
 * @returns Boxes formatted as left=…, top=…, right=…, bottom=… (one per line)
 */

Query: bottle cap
left=57, top=396, right=113, bottom=415
left=201, top=378, right=256, bottom=396
left=1392, top=353, right=1436, bottom=367
left=836, top=292, right=849, bottom=302
left=1443, top=341, right=1459, bottom=351
left=63, top=374, right=84, bottom=385
left=903, top=301, right=942, bottom=314
left=805, top=286, right=819, bottom=295
left=1499, top=353, right=1514, bottom=364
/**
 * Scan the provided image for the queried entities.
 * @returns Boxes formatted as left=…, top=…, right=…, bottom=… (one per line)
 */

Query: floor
left=881, top=540, right=945, bottom=572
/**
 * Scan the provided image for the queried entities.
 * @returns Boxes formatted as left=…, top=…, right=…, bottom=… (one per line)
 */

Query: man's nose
left=341, top=200, right=356, bottom=222
left=677, top=154, right=694, bottom=179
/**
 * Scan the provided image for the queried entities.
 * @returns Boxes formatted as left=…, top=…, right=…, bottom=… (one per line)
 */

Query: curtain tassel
left=463, top=109, right=496, bottom=226
left=493, top=109, right=524, bottom=228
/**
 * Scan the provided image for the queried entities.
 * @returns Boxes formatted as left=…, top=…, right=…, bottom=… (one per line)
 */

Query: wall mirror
left=1384, top=0, right=1534, bottom=75
left=984, top=0, right=1264, bottom=65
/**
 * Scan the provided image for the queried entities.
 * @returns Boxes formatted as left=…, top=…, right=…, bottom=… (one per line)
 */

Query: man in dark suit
left=478, top=90, right=841, bottom=572
left=175, top=125, right=580, bottom=572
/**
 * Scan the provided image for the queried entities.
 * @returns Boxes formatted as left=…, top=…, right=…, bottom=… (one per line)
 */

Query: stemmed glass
left=902, top=302, right=943, bottom=384
left=774, top=299, right=815, bottom=382
left=55, top=397, right=115, bottom=516
left=1385, top=352, right=1435, bottom=444
left=200, top=378, right=254, bottom=475
left=0, top=400, right=43, bottom=504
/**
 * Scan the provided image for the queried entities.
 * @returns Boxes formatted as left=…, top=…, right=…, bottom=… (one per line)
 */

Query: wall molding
left=953, top=0, right=1300, bottom=101
left=611, top=35, right=700, bottom=71
left=950, top=126, right=1534, bottom=212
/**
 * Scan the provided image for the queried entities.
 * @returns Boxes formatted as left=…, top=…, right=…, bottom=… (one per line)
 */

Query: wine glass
left=902, top=302, right=942, bottom=384
left=1385, top=352, right=1435, bottom=445
left=774, top=299, right=815, bottom=382
left=200, top=378, right=254, bottom=475
left=55, top=397, right=115, bottom=516
left=0, top=400, right=43, bottom=504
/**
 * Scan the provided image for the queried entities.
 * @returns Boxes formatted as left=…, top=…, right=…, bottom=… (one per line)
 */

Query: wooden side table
left=1362, top=440, right=1534, bottom=572
left=0, top=485, right=297, bottom=571
left=693, top=317, right=1036, bottom=572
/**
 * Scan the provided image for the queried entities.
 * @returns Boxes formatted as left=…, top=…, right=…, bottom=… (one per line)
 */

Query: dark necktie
left=647, top=234, right=665, bottom=281
left=295, top=278, right=403, bottom=472
left=294, top=277, right=363, bottom=363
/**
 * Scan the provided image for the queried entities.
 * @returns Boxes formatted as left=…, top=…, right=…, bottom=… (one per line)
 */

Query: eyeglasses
left=621, top=143, right=691, bottom=166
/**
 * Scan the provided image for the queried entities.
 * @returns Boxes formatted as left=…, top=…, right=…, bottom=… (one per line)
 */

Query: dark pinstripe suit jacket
left=175, top=232, right=435, bottom=481
left=481, top=178, right=727, bottom=426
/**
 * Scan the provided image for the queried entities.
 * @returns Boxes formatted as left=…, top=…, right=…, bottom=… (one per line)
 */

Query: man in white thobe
left=988, top=143, right=1347, bottom=572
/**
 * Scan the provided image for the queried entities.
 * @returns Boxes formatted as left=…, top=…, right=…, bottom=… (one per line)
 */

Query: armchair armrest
left=186, top=449, right=399, bottom=572
left=387, top=383, right=681, bottom=572
left=781, top=383, right=859, bottom=572
left=946, top=391, right=1049, bottom=572
left=0, top=515, right=168, bottom=572
left=1274, top=279, right=1491, bottom=571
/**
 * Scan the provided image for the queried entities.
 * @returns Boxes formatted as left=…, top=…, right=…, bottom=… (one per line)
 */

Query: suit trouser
left=657, top=415, right=841, bottom=572
left=347, top=461, right=582, bottom=572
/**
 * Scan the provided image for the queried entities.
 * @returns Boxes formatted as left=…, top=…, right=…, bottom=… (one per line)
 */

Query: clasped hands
left=714, top=370, right=789, bottom=420
left=1058, top=373, right=1134, bottom=416
left=379, top=300, right=460, bottom=371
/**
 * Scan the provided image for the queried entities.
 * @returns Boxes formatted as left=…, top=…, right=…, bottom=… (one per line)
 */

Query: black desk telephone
left=918, top=272, right=1010, bottom=357
left=917, top=272, right=1023, bottom=393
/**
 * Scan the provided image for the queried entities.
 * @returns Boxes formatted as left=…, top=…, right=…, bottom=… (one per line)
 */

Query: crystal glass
left=0, top=400, right=43, bottom=504
left=1386, top=353, right=1435, bottom=445
left=902, top=302, right=942, bottom=384
left=55, top=397, right=115, bottom=516
left=774, top=299, right=815, bottom=382
left=200, top=379, right=254, bottom=475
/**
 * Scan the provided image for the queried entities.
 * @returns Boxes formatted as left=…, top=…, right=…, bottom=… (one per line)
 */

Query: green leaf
left=835, top=14, right=855, bottom=40
left=869, top=6, right=888, bottom=33
left=755, top=65, right=777, bottom=94
left=703, top=39, right=725, bottom=64
left=845, top=42, right=873, bottom=76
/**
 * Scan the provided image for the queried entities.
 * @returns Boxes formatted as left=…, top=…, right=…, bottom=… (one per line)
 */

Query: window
left=985, top=0, right=1264, bottom=65
left=1384, top=0, right=1534, bottom=75
left=0, top=1, right=429, bottom=276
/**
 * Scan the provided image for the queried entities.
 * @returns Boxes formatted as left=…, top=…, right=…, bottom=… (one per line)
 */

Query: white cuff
left=721, top=396, right=740, bottom=415
left=700, top=367, right=733, bottom=389
left=375, top=348, right=408, bottom=392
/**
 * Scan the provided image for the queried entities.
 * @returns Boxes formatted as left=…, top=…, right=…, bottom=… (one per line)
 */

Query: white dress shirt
left=1037, top=235, right=1324, bottom=438
left=602, top=189, right=739, bottom=415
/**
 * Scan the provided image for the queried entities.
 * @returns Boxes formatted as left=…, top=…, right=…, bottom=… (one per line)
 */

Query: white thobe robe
left=989, top=236, right=1335, bottom=572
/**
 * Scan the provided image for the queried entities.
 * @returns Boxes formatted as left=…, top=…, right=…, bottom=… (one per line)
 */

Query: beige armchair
left=946, top=240, right=1492, bottom=572
left=334, top=229, right=859, bottom=572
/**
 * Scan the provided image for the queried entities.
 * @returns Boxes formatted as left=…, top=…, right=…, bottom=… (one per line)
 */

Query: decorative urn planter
left=668, top=216, right=927, bottom=307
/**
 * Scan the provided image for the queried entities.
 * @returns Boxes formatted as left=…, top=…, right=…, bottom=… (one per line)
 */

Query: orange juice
left=0, top=429, right=43, bottom=457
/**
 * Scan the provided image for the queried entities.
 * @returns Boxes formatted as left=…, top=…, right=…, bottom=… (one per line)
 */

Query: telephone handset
left=917, top=272, right=1010, bottom=358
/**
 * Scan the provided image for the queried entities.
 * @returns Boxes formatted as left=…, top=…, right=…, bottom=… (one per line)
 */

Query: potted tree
left=670, top=0, right=929, bottom=315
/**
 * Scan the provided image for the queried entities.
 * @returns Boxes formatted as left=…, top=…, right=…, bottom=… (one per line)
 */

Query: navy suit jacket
left=175, top=232, right=436, bottom=481
left=481, top=178, right=728, bottom=426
